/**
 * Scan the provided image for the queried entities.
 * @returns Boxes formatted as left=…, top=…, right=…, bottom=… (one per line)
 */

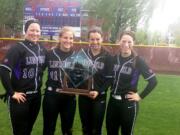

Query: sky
left=148, top=0, right=180, bottom=33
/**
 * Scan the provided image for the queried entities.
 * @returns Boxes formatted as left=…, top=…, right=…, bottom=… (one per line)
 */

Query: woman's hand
left=88, top=91, right=99, bottom=99
left=126, top=91, right=141, bottom=102
left=12, top=92, right=26, bottom=103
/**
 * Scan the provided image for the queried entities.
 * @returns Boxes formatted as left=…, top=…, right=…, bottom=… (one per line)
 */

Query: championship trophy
left=58, top=49, right=96, bottom=95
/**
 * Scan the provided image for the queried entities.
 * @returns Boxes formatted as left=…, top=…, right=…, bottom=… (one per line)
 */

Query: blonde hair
left=59, top=26, right=75, bottom=37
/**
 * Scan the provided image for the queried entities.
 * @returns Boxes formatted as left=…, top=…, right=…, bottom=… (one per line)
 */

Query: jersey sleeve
left=136, top=56, right=155, bottom=80
left=0, top=43, right=22, bottom=96
left=136, top=56, right=157, bottom=99
left=0, top=44, right=22, bottom=71
left=0, top=67, right=14, bottom=96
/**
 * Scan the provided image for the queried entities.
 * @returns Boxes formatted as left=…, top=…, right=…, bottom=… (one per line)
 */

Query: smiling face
left=24, top=23, right=41, bottom=44
left=118, top=34, right=134, bottom=57
left=59, top=31, right=74, bottom=52
left=89, top=32, right=103, bottom=52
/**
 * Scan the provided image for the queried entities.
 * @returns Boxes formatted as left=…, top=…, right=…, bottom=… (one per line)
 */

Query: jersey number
left=50, top=71, right=58, bottom=81
left=22, top=68, right=35, bottom=79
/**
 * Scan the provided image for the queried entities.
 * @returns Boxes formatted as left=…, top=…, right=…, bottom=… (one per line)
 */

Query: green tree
left=84, top=0, right=158, bottom=43
left=168, top=18, right=180, bottom=46
left=110, top=0, right=159, bottom=43
left=135, top=29, right=148, bottom=45
left=83, top=0, right=119, bottom=32
left=0, top=0, right=24, bottom=37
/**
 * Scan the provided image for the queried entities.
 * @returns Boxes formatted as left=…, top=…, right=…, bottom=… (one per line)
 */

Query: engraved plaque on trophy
left=57, top=49, right=95, bottom=95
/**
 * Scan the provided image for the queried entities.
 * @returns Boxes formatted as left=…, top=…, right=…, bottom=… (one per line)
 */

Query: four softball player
left=0, top=22, right=158, bottom=135
left=106, top=31, right=157, bottom=135
left=0, top=19, right=47, bottom=135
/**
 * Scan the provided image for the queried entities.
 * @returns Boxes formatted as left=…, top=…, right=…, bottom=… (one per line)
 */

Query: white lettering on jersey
left=113, top=64, right=132, bottom=75
left=94, top=61, right=104, bottom=70
left=121, top=66, right=132, bottom=75
left=114, top=64, right=120, bottom=72
left=38, top=56, right=45, bottom=64
left=26, top=56, right=45, bottom=65
left=49, top=60, right=93, bottom=69
left=49, top=61, right=59, bottom=68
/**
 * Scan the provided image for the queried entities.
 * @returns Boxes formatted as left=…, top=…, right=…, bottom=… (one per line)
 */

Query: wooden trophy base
left=58, top=88, right=90, bottom=96
left=58, top=75, right=91, bottom=96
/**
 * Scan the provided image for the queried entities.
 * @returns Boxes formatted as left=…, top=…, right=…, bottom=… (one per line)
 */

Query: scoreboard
left=24, top=0, right=81, bottom=36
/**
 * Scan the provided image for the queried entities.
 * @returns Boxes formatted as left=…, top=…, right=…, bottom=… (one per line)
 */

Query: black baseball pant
left=78, top=95, right=106, bottom=135
left=106, top=96, right=139, bottom=135
left=43, top=90, right=76, bottom=135
left=8, top=93, right=41, bottom=135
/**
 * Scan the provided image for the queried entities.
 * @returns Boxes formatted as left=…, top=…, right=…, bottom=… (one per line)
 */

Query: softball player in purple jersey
left=106, top=31, right=157, bottom=135
left=43, top=26, right=76, bottom=135
left=0, top=19, right=47, bottom=135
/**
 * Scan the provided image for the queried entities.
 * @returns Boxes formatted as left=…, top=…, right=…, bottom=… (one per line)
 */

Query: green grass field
left=0, top=74, right=180, bottom=135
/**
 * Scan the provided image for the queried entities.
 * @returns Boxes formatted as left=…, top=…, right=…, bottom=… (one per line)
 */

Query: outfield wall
left=0, top=38, right=180, bottom=74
